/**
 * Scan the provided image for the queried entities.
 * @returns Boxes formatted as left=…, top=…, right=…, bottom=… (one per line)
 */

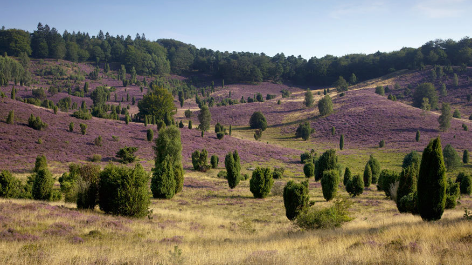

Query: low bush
left=79, top=123, right=87, bottom=135
left=0, top=170, right=21, bottom=198
left=147, top=129, right=154, bottom=141
left=91, top=154, right=102, bottom=162
left=72, top=110, right=92, bottom=120
left=283, top=180, right=309, bottom=220
left=460, top=174, right=471, bottom=195
left=116, top=146, right=138, bottom=164
left=378, top=169, right=399, bottom=198
left=300, top=150, right=315, bottom=164
left=211, top=155, right=219, bottom=168
left=192, top=149, right=209, bottom=172
left=272, top=167, right=284, bottom=179
left=346, top=174, right=364, bottom=197
left=295, top=198, right=352, bottom=229
left=445, top=178, right=460, bottom=209
left=99, top=164, right=150, bottom=217
left=249, top=167, right=273, bottom=198
left=217, top=170, right=227, bottom=179
left=94, top=135, right=102, bottom=146
left=303, top=163, right=314, bottom=178
left=28, top=114, right=47, bottom=130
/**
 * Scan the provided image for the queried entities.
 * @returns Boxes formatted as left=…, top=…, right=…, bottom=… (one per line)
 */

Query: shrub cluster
left=28, top=114, right=47, bottom=130
left=295, top=198, right=352, bottom=229
left=116, top=146, right=138, bottom=164
left=249, top=167, right=273, bottom=198
left=295, top=122, right=314, bottom=140
left=192, top=149, right=209, bottom=172
left=283, top=180, right=309, bottom=220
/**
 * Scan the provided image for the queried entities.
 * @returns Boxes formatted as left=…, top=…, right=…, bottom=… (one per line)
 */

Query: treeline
left=1, top=23, right=472, bottom=86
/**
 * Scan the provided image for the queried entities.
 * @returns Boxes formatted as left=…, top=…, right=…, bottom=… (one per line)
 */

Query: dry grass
left=1, top=173, right=471, bottom=265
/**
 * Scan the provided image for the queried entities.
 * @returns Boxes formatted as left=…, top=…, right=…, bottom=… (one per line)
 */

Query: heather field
left=2, top=59, right=472, bottom=265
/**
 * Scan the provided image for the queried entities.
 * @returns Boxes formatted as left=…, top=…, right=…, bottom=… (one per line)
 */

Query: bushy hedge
left=249, top=167, right=273, bottom=198
left=283, top=180, right=309, bottom=220
left=295, top=198, right=352, bottom=229
left=99, top=164, right=150, bottom=217
left=28, top=114, right=47, bottom=130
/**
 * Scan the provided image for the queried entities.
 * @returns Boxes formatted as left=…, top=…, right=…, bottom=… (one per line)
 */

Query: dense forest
left=1, top=23, right=472, bottom=86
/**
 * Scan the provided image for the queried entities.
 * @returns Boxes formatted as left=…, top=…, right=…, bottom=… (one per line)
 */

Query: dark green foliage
left=295, top=122, right=314, bottom=140
left=318, top=95, right=333, bottom=116
left=412, top=83, right=438, bottom=110
left=340, top=134, right=344, bottom=150
left=445, top=178, right=460, bottom=209
left=416, top=130, right=420, bottom=142
left=272, top=167, right=285, bottom=179
left=253, top=129, right=262, bottom=140
left=402, top=151, right=421, bottom=172
left=453, top=109, right=461, bottom=118
left=116, top=146, right=138, bottom=164
left=463, top=150, right=469, bottom=164
left=460, top=174, right=471, bottom=195
left=321, top=170, right=339, bottom=201
left=225, top=151, right=241, bottom=189
left=211, top=155, right=219, bottom=168
left=366, top=155, right=381, bottom=184
left=184, top=109, right=192, bottom=118
left=438, top=103, right=452, bottom=132
left=283, top=180, right=309, bottom=220
left=375, top=86, right=385, bottom=96
left=192, top=149, right=208, bottom=172
left=249, top=111, right=267, bottom=131
left=99, top=164, right=150, bottom=217
left=151, top=155, right=176, bottom=199
left=377, top=169, right=399, bottom=196
left=249, top=167, right=273, bottom=198
left=72, top=110, right=92, bottom=120
left=69, top=122, right=74, bottom=132
left=178, top=120, right=184, bottom=128
left=34, top=155, right=47, bottom=173
left=379, top=140, right=385, bottom=148
left=300, top=150, right=315, bottom=164
left=217, top=132, right=224, bottom=140
left=147, top=129, right=154, bottom=141
left=443, top=144, right=461, bottom=171
left=215, top=122, right=224, bottom=134
left=304, top=89, right=314, bottom=107
left=138, top=87, right=175, bottom=121
left=154, top=126, right=184, bottom=194
left=79, top=123, right=87, bottom=135
left=463, top=124, right=469, bottom=131
left=418, top=137, right=446, bottom=221
left=198, top=105, right=211, bottom=131
left=346, top=174, right=364, bottom=197
left=229, top=125, right=232, bottom=136
left=303, top=163, right=314, bottom=178
left=90, top=86, right=109, bottom=106
left=28, top=114, right=47, bottom=130
left=397, top=166, right=417, bottom=212
left=32, top=169, right=54, bottom=200
left=125, top=114, right=130, bottom=124
left=94, top=135, right=102, bottom=146
left=363, top=164, right=372, bottom=188
left=0, top=170, right=21, bottom=198
left=6, top=110, right=14, bottom=124
left=295, top=198, right=352, bottom=229
left=315, top=149, right=337, bottom=181
left=188, top=120, right=192, bottom=129
left=75, top=164, right=100, bottom=209
left=335, top=76, right=349, bottom=92
left=343, top=167, right=352, bottom=187
left=399, top=191, right=419, bottom=215
left=157, top=120, right=166, bottom=131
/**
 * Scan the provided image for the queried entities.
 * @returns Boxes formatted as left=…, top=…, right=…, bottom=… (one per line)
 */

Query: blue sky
left=2, top=0, right=472, bottom=59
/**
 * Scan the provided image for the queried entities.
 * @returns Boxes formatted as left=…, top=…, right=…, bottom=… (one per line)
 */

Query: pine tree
left=340, top=134, right=344, bottom=150
left=417, top=137, right=446, bottom=221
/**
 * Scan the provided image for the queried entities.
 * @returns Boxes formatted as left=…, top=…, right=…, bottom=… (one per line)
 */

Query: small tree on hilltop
left=250, top=167, right=273, bottom=198
left=249, top=111, right=267, bottom=131
left=443, top=144, right=461, bottom=171
left=304, top=89, right=314, bottom=107
left=318, top=95, right=333, bottom=116
left=283, top=180, right=309, bottom=220
left=198, top=105, right=211, bottom=132
left=321, top=170, right=339, bottom=201
left=438, top=103, right=452, bottom=132
left=418, top=137, right=446, bottom=221
left=6, top=110, right=14, bottom=124
left=295, top=122, right=314, bottom=141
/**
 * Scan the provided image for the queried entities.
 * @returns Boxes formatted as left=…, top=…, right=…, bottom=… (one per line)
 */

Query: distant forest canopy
left=1, top=23, right=472, bottom=86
